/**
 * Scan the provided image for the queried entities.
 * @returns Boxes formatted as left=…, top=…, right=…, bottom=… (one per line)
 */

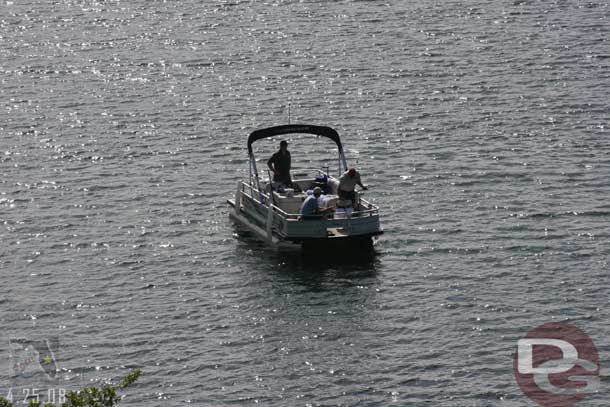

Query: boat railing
left=239, top=181, right=299, bottom=220
left=290, top=168, right=330, bottom=179
left=238, top=180, right=379, bottom=220
left=260, top=168, right=331, bottom=186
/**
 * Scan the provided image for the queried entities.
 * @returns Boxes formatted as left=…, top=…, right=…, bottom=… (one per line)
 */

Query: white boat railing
left=238, top=180, right=379, bottom=220
left=290, top=168, right=331, bottom=179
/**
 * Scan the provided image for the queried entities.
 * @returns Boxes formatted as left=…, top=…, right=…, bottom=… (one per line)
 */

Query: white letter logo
left=517, top=338, right=578, bottom=374
left=513, top=323, right=601, bottom=407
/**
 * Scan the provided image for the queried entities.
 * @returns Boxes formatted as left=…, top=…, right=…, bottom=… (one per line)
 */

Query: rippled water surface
left=2, top=0, right=609, bottom=405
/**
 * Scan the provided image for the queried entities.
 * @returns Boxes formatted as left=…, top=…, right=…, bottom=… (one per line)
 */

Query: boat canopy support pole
left=339, top=149, right=348, bottom=174
left=248, top=155, right=253, bottom=183
left=249, top=153, right=264, bottom=202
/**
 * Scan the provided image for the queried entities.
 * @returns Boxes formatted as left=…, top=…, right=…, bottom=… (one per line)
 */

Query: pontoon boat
left=227, top=124, right=382, bottom=248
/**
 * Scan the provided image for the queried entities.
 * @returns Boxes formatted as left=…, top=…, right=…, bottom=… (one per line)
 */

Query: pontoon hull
left=228, top=198, right=382, bottom=248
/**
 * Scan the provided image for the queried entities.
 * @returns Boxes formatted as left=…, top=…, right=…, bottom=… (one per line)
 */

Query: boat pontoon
left=227, top=124, right=382, bottom=248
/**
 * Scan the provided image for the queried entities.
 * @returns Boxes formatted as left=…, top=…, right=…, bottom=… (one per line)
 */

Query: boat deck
left=228, top=177, right=383, bottom=245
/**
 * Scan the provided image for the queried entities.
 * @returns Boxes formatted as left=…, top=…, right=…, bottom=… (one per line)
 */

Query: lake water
left=1, top=0, right=609, bottom=406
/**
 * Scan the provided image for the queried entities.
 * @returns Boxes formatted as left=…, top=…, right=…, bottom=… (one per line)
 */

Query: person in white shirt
left=300, top=187, right=334, bottom=220
left=338, top=168, right=367, bottom=207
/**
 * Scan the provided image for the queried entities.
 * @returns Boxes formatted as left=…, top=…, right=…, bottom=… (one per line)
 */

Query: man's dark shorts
left=338, top=189, right=356, bottom=204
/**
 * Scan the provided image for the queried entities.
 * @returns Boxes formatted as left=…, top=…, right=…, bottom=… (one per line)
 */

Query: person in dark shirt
left=267, top=140, right=292, bottom=185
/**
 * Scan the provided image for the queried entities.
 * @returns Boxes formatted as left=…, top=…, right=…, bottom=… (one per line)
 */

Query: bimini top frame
left=247, top=124, right=349, bottom=191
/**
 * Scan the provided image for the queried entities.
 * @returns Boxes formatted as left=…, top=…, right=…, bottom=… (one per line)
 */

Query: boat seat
left=272, top=191, right=306, bottom=214
left=272, top=191, right=339, bottom=215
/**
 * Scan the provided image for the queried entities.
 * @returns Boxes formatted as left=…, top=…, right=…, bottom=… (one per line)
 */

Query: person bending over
left=338, top=168, right=367, bottom=207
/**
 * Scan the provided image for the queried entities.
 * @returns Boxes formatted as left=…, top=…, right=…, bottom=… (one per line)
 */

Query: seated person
left=299, top=187, right=334, bottom=220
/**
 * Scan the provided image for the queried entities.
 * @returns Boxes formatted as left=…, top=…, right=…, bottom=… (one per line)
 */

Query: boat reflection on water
left=232, top=225, right=380, bottom=277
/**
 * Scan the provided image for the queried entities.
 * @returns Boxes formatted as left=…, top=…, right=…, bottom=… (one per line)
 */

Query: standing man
left=338, top=168, right=367, bottom=207
left=267, top=140, right=291, bottom=186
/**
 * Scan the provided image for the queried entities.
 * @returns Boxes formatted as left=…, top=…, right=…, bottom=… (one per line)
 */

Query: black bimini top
left=247, top=124, right=343, bottom=155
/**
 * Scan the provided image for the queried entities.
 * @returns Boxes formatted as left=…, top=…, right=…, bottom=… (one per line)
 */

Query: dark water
left=1, top=0, right=609, bottom=405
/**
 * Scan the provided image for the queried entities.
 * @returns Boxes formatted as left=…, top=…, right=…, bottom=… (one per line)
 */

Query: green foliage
left=62, top=384, right=119, bottom=407
left=27, top=401, right=54, bottom=407
left=0, top=370, right=141, bottom=407
left=119, top=369, right=142, bottom=390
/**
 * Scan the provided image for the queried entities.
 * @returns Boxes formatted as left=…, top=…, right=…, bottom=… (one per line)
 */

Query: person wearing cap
left=300, top=187, right=333, bottom=220
left=338, top=168, right=368, bottom=207
left=267, top=140, right=292, bottom=186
